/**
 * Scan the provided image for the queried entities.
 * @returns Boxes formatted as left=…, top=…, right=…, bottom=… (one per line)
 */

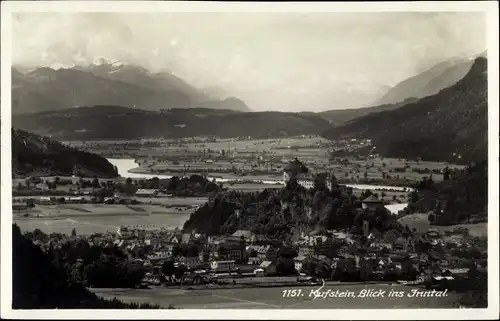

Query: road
left=91, top=283, right=459, bottom=309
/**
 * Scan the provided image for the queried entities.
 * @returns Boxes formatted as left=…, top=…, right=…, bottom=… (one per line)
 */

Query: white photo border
left=1, top=1, right=498, bottom=319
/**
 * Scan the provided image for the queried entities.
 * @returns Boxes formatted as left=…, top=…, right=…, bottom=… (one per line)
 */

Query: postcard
left=1, top=1, right=498, bottom=320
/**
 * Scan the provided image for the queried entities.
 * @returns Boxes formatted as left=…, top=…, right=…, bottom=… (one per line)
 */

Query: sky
left=11, top=12, right=486, bottom=112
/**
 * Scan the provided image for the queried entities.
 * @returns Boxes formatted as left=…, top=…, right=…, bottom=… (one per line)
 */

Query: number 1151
left=282, top=289, right=303, bottom=298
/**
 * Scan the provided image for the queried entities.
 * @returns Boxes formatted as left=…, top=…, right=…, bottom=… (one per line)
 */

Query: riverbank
left=107, top=158, right=415, bottom=192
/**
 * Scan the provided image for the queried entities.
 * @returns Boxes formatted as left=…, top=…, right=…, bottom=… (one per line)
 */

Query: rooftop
left=232, top=230, right=255, bottom=239
left=136, top=189, right=159, bottom=194
left=362, top=195, right=383, bottom=204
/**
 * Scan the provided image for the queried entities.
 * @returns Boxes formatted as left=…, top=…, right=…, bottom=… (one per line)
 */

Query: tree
left=174, top=265, right=187, bottom=280
left=276, top=258, right=295, bottom=276
left=443, top=166, right=450, bottom=180
left=185, top=244, right=199, bottom=257
left=32, top=229, right=48, bottom=242
left=70, top=261, right=84, bottom=284
left=278, top=247, right=298, bottom=259
left=168, top=176, right=180, bottom=191
left=71, top=228, right=77, bottom=237
left=150, top=177, right=160, bottom=189
left=92, top=177, right=100, bottom=189
left=161, top=260, right=175, bottom=280
left=409, top=191, right=419, bottom=203
left=26, top=199, right=35, bottom=208
left=313, top=173, right=327, bottom=190
left=172, top=245, right=183, bottom=258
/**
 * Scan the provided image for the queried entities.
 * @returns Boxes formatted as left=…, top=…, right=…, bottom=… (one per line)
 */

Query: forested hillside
left=183, top=176, right=402, bottom=239
left=319, top=98, right=418, bottom=126
left=405, top=160, right=487, bottom=226
left=12, top=224, right=162, bottom=309
left=12, top=129, right=118, bottom=178
left=13, top=106, right=331, bottom=140
left=322, top=57, right=487, bottom=164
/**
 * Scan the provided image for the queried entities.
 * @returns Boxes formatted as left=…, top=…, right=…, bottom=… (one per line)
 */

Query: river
left=107, top=158, right=413, bottom=191
left=107, top=158, right=409, bottom=215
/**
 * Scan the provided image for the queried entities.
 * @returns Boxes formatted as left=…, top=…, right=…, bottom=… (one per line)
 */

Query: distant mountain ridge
left=318, top=98, right=419, bottom=126
left=11, top=60, right=252, bottom=114
left=319, top=54, right=482, bottom=127
left=12, top=106, right=331, bottom=140
left=73, top=60, right=209, bottom=103
left=375, top=56, right=477, bottom=106
left=321, top=57, right=488, bottom=164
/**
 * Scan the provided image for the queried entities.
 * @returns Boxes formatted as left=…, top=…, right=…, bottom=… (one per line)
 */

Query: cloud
left=12, top=12, right=486, bottom=112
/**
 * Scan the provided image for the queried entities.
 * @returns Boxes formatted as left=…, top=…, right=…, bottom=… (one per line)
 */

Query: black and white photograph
left=1, top=1, right=499, bottom=319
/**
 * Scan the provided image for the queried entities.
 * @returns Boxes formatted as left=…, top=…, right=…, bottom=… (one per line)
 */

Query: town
left=18, top=158, right=487, bottom=300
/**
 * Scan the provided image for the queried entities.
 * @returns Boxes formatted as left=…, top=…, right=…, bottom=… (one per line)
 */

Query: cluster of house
left=28, top=216, right=487, bottom=288
left=12, top=188, right=173, bottom=210
left=72, top=221, right=484, bottom=287
left=140, top=229, right=282, bottom=278
left=12, top=196, right=87, bottom=210
left=329, top=138, right=375, bottom=154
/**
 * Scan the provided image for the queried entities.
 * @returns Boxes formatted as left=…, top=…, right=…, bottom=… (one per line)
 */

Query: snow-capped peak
left=49, top=62, right=76, bottom=70
left=111, top=60, right=124, bottom=68
left=92, top=57, right=109, bottom=66
left=90, top=57, right=125, bottom=73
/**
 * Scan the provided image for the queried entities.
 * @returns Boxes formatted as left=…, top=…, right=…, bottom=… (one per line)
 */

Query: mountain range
left=11, top=53, right=488, bottom=164
left=374, top=57, right=476, bottom=106
left=321, top=57, right=488, bottom=164
left=319, top=52, right=485, bottom=126
left=11, top=60, right=251, bottom=114
left=12, top=107, right=332, bottom=140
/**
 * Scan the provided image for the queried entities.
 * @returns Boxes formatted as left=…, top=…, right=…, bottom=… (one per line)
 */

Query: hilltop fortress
left=282, top=157, right=349, bottom=192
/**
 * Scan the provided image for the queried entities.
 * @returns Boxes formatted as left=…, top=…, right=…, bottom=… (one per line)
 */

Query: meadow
left=14, top=136, right=468, bottom=236
left=70, top=135, right=461, bottom=186
left=13, top=203, right=196, bottom=235
left=397, top=214, right=488, bottom=237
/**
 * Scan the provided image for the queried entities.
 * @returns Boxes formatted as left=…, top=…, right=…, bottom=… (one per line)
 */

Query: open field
left=133, top=197, right=208, bottom=206
left=25, top=204, right=195, bottom=218
left=14, top=212, right=192, bottom=235
left=67, top=136, right=462, bottom=184
left=13, top=204, right=194, bottom=235
left=398, top=214, right=488, bottom=237
left=91, top=283, right=460, bottom=309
